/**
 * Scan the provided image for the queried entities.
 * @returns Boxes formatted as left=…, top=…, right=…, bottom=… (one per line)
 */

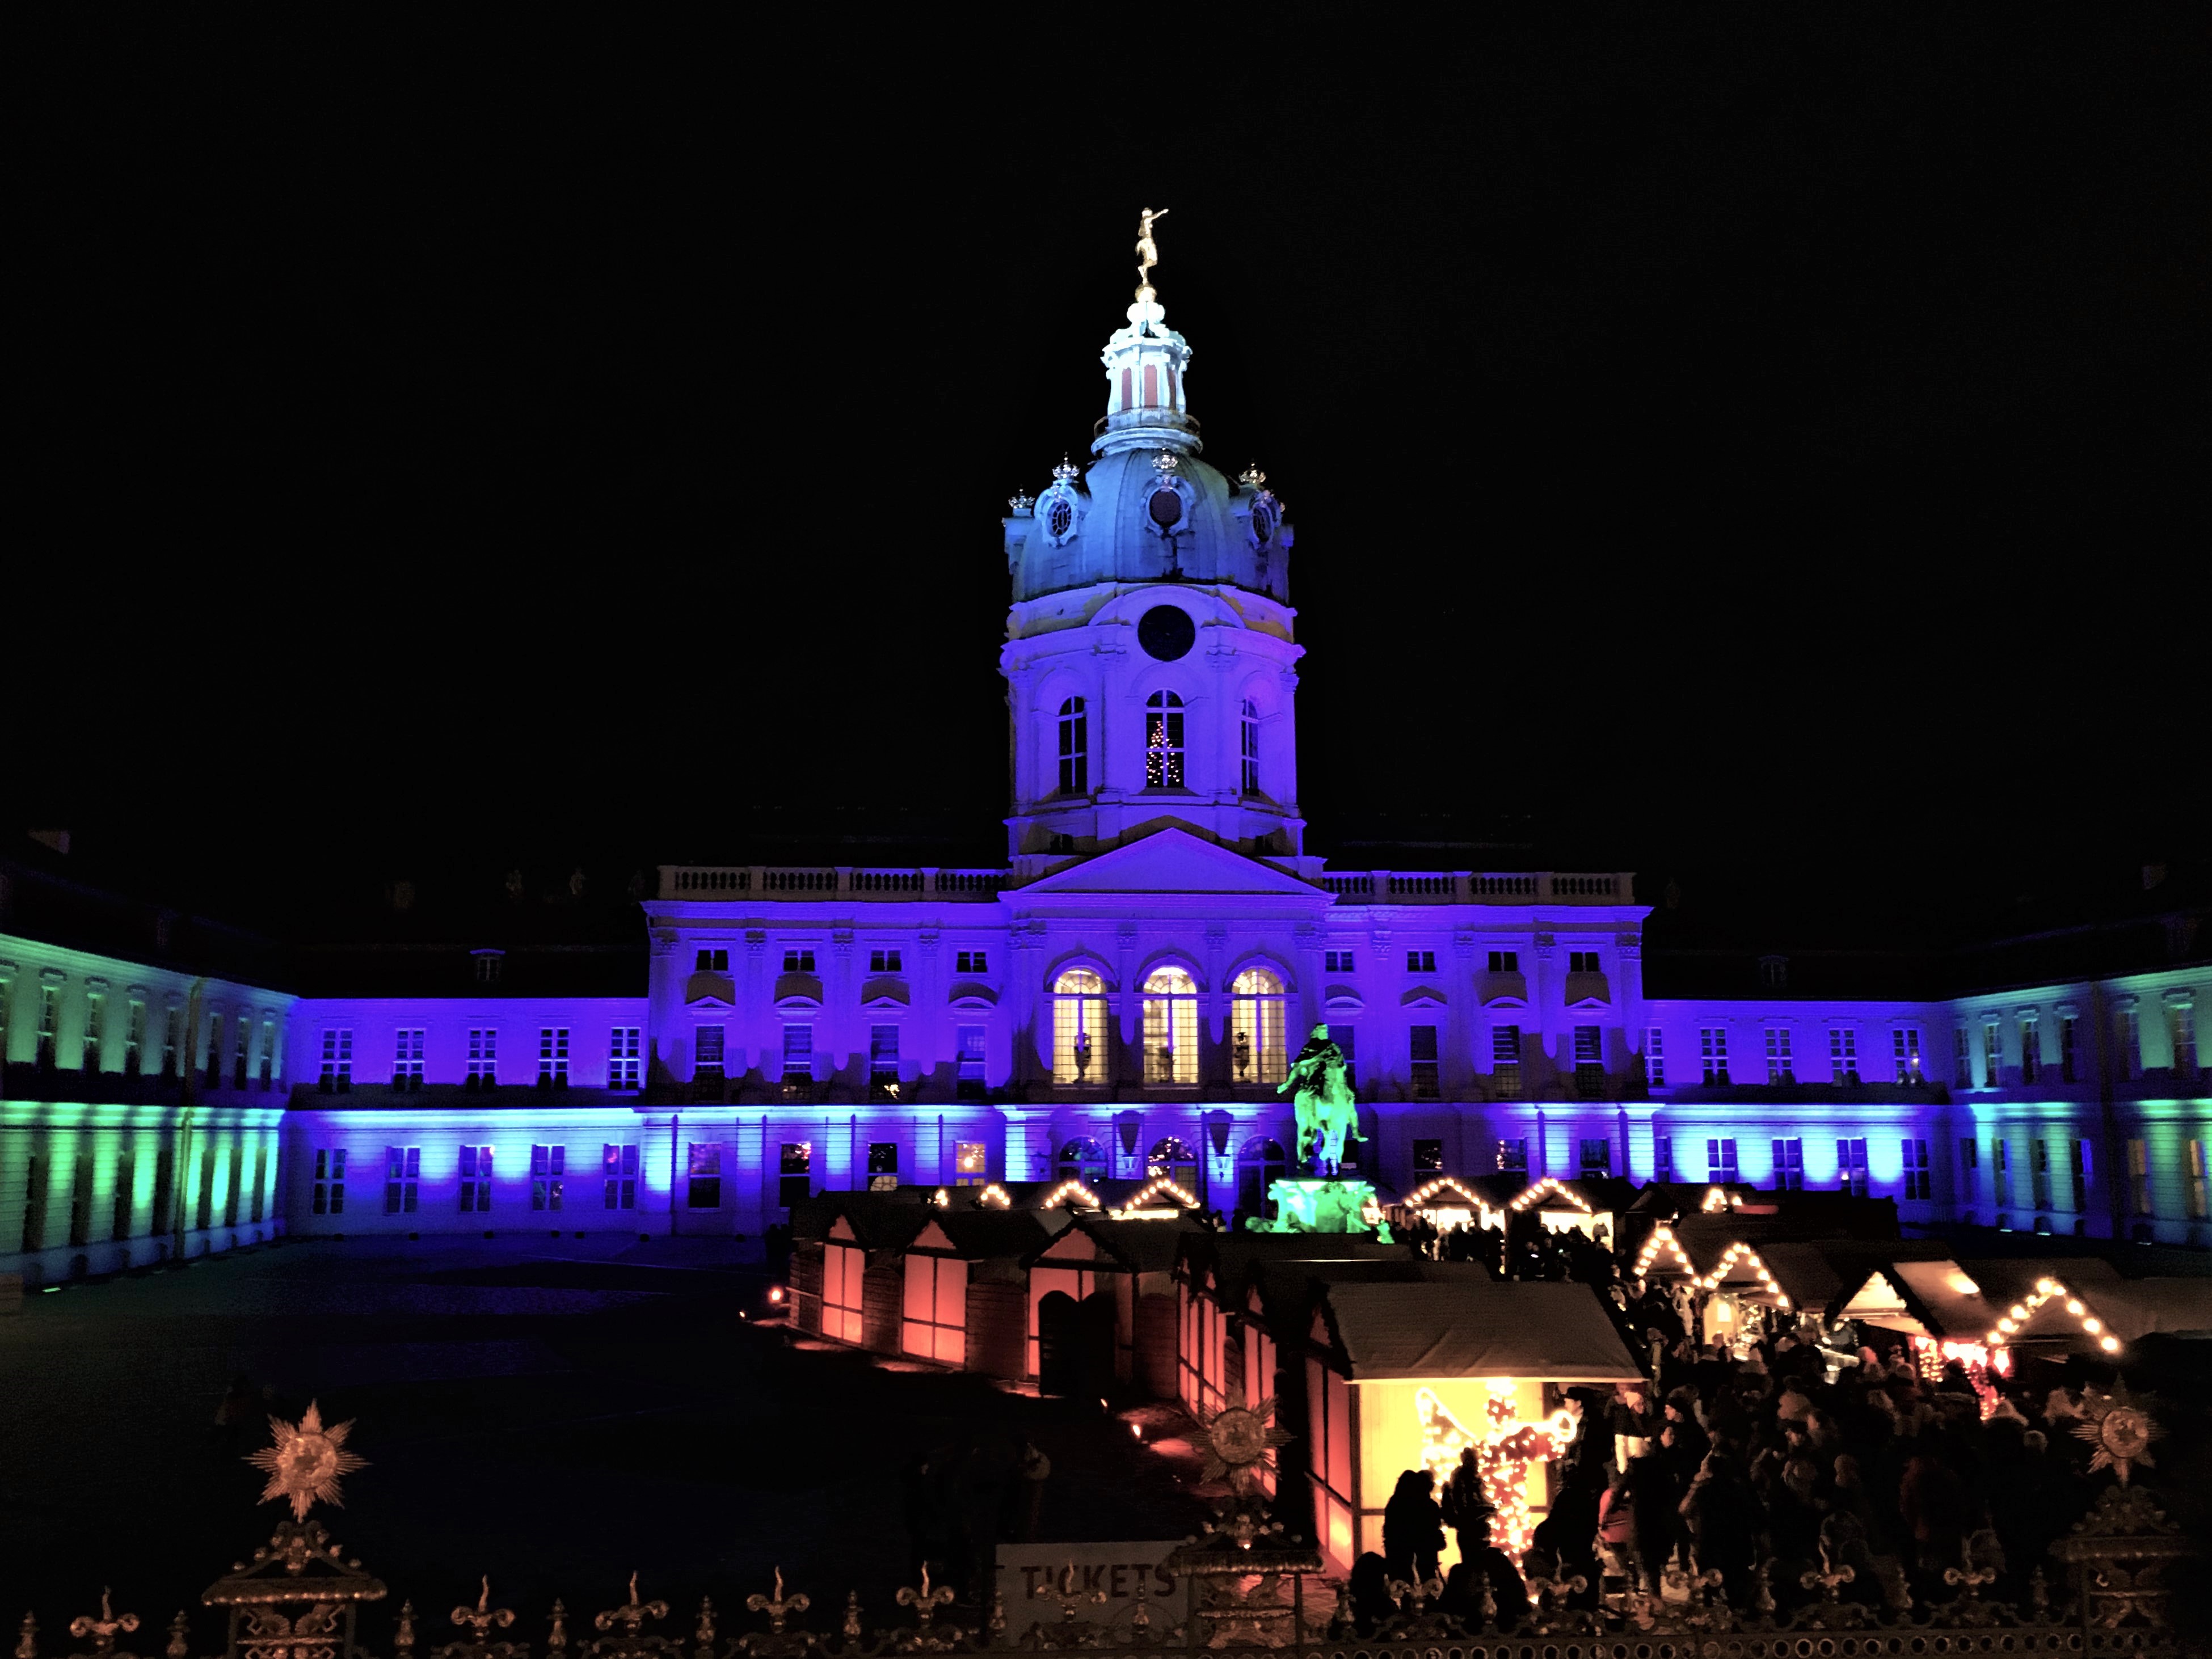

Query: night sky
left=15, top=12, right=2207, bottom=942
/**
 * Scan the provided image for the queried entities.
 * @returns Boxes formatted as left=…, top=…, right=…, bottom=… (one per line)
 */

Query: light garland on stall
left=1701, top=1186, right=1736, bottom=1213
left=976, top=1184, right=1012, bottom=1209
left=1406, top=1176, right=1483, bottom=1209
left=1633, top=1223, right=1695, bottom=1278
left=1508, top=1176, right=1594, bottom=1214
left=1695, top=1241, right=1791, bottom=1310
left=1416, top=1382, right=1577, bottom=1557
left=1041, top=1179, right=1102, bottom=1210
left=1122, top=1176, right=1199, bottom=1211
left=1986, top=1276, right=2121, bottom=1355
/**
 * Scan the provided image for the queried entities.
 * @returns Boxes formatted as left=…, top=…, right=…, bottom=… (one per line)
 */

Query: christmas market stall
left=1172, top=1229, right=1408, bottom=1420
left=1025, top=1210, right=1201, bottom=1398
left=1300, top=1277, right=1642, bottom=1577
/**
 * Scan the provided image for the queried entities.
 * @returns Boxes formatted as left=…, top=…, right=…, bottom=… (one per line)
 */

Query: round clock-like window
left=1250, top=501, right=1276, bottom=543
left=1138, top=604, right=1196, bottom=661
left=1147, top=488, right=1184, bottom=529
left=1047, top=497, right=1075, bottom=538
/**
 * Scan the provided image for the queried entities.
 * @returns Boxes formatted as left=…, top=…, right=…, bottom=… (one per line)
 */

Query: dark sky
left=15, top=11, right=2208, bottom=940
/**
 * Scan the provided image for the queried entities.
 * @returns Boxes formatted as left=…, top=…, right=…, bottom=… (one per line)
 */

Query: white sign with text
left=995, top=1542, right=1183, bottom=1631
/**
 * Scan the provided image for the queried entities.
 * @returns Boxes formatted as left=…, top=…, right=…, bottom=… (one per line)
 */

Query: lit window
left=1773, top=1138, right=1804, bottom=1191
left=1491, top=1024, right=1522, bottom=1098
left=1830, top=1028, right=1858, bottom=1083
left=2187, top=1140, right=2208, bottom=1221
left=1707, top=1138, right=1738, bottom=1183
left=1486, top=951, right=1518, bottom=973
left=1838, top=1137, right=1869, bottom=1197
left=1057, top=697, right=1088, bottom=795
left=1056, top=1137, right=1107, bottom=1183
left=1700, top=1027, right=1728, bottom=1084
left=312, top=1149, right=346, bottom=1215
left=1142, top=966, right=1199, bottom=1084
left=531, top=1145, right=564, bottom=1211
left=782, top=948, right=816, bottom=973
left=1323, top=949, right=1355, bottom=973
left=467, top=1028, right=498, bottom=1086
left=954, top=1142, right=987, bottom=1184
left=1144, top=691, right=1185, bottom=788
left=1645, top=1027, right=1665, bottom=1088
left=690, top=1143, right=724, bottom=1209
left=1903, top=1139, right=1932, bottom=1201
left=319, top=1028, right=353, bottom=1092
left=1052, top=969, right=1107, bottom=1084
left=1497, top=1138, right=1528, bottom=1172
left=538, top=1027, right=570, bottom=1084
left=602, top=1144, right=638, bottom=1210
left=608, top=1026, right=641, bottom=1089
left=1764, top=1028, right=1792, bottom=1084
left=777, top=1142, right=809, bottom=1209
left=1409, top=1024, right=1439, bottom=1100
left=868, top=949, right=904, bottom=973
left=1239, top=699, right=1261, bottom=794
left=383, top=1147, right=419, bottom=1214
left=1229, top=966, right=1287, bottom=1084
left=1405, top=950, right=1436, bottom=973
left=393, top=1028, right=424, bottom=1088
left=868, top=1142, right=899, bottom=1190
left=459, top=1145, right=495, bottom=1213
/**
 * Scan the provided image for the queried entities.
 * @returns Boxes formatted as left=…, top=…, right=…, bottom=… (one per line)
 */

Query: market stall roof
left=1317, top=1280, right=1643, bottom=1383
left=909, top=1208, right=1067, bottom=1259
left=1037, top=1213, right=1203, bottom=1273
left=1175, top=1228, right=1408, bottom=1293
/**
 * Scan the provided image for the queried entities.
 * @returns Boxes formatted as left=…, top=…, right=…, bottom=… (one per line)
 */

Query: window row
left=694, top=947, right=993, bottom=977
left=1955, top=1006, right=2197, bottom=1088
left=0, top=980, right=281, bottom=1088
left=18, top=1134, right=273, bottom=1253
left=314, top=1143, right=645, bottom=1215
left=315, top=1027, right=642, bottom=1091
left=1647, top=1027, right=1923, bottom=1087
left=1050, top=696, right=1267, bottom=797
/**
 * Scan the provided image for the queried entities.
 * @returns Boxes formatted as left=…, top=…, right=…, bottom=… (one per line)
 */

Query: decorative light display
left=1632, top=1223, right=1695, bottom=1278
left=1696, top=1241, right=1791, bottom=1310
left=932, top=1188, right=951, bottom=1209
left=1701, top=1186, right=1737, bottom=1213
left=1415, top=1383, right=1575, bottom=1557
left=976, top=1184, right=1012, bottom=1209
left=1985, top=1276, right=2121, bottom=1355
left=246, top=1402, right=368, bottom=1521
left=1042, top=1179, right=1102, bottom=1210
left=1907, top=1335, right=2012, bottom=1416
left=1405, top=1176, right=1482, bottom=1209
left=1508, top=1176, right=1593, bottom=1215
left=1122, top=1176, right=1198, bottom=1211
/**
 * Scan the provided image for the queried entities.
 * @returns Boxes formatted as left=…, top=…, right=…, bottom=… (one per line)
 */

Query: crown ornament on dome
left=1152, top=450, right=1181, bottom=478
left=1007, top=489, right=1035, bottom=515
left=1051, top=455, right=1080, bottom=486
left=1238, top=462, right=1266, bottom=489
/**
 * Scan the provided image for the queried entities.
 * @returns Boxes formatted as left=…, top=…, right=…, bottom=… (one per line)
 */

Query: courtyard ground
left=0, top=1236, right=1212, bottom=1642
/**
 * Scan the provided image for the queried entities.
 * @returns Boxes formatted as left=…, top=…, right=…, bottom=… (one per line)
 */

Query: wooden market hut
left=1024, top=1213, right=1201, bottom=1398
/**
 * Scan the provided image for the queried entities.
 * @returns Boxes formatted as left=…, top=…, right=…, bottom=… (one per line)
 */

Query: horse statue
left=1279, top=1023, right=1360, bottom=1174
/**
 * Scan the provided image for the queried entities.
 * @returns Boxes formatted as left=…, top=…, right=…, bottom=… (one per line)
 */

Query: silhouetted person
left=1382, top=1467, right=1446, bottom=1586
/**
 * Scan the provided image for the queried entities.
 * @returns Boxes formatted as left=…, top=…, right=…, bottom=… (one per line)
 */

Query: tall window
left=459, top=1146, right=494, bottom=1212
left=603, top=1144, right=638, bottom=1210
left=1057, top=697, right=1088, bottom=795
left=125, top=997, right=146, bottom=1075
left=311, top=1149, right=346, bottom=1215
left=467, top=1028, right=498, bottom=1085
left=693, top=1024, right=726, bottom=1081
left=1645, top=1028, right=1665, bottom=1088
left=393, top=1029, right=424, bottom=1088
left=1894, top=1028, right=1922, bottom=1083
left=2187, top=1141, right=2209, bottom=1221
left=1903, top=1139, right=1932, bottom=1200
left=1574, top=1024, right=1603, bottom=1098
left=2070, top=1140, right=2093, bottom=1211
left=609, top=1027, right=641, bottom=1089
left=233, top=1013, right=251, bottom=1088
left=1329, top=1025, right=1358, bottom=1092
left=1409, top=1025, right=1440, bottom=1099
left=2126, top=1139, right=2150, bottom=1215
left=953, top=1142, right=987, bottom=1185
left=1491, top=1024, right=1522, bottom=1098
left=2173, top=1006, right=2199, bottom=1078
left=955, top=1024, right=986, bottom=1099
left=689, top=1143, right=723, bottom=1209
left=869, top=1024, right=900, bottom=1100
left=1229, top=968, right=1287, bottom=1084
left=1837, top=1137, right=1869, bottom=1197
left=2019, top=1019, right=2040, bottom=1084
left=1955, top=1027, right=1974, bottom=1087
left=867, top=1142, right=900, bottom=1190
left=1700, top=1027, right=1729, bottom=1084
left=0, top=974, right=11, bottom=1063
left=1238, top=699, right=1261, bottom=794
left=1142, top=966, right=1198, bottom=1084
left=319, top=1029, right=353, bottom=1091
left=538, top=1027, right=570, bottom=1084
left=1707, top=1138, right=1738, bottom=1183
left=1993, top=1138, right=2012, bottom=1209
left=1958, top=1137, right=1979, bottom=1204
left=204, top=1012, right=224, bottom=1088
left=2060, top=1015, right=2080, bottom=1083
left=384, top=1147, right=420, bottom=1214
left=1237, top=1135, right=1287, bottom=1217
left=258, top=1015, right=276, bottom=1087
left=1579, top=1137, right=1612, bottom=1177
left=1653, top=1134, right=1674, bottom=1182
left=532, top=1145, right=565, bottom=1210
left=1144, top=691, right=1184, bottom=787
left=1056, top=1137, right=1107, bottom=1183
left=2118, top=1009, right=2142, bottom=1079
left=2032, top=1139, right=2052, bottom=1209
left=37, top=981, right=62, bottom=1067
left=778, top=1142, right=810, bottom=1208
left=1830, top=1028, right=1858, bottom=1083
left=1983, top=1024, right=2003, bottom=1088
left=81, top=991, right=103, bottom=1071
left=1148, top=1137, right=1198, bottom=1190
left=1051, top=968, right=1107, bottom=1084
left=1764, top=1028, right=1792, bottom=1083
left=112, top=1145, right=137, bottom=1238
left=1772, top=1138, right=1804, bottom=1190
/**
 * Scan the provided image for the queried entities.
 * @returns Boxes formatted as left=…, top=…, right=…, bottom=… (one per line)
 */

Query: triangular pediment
left=1017, top=828, right=1324, bottom=899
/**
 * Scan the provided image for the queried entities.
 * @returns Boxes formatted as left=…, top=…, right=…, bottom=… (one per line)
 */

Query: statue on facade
left=1280, top=1023, right=1360, bottom=1174
left=1135, top=206, right=1169, bottom=292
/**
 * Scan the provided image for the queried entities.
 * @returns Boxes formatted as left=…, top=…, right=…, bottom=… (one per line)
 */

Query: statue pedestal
left=1247, top=1177, right=1393, bottom=1240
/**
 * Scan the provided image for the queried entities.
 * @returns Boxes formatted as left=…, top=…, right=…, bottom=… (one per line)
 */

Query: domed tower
left=999, top=217, right=1304, bottom=869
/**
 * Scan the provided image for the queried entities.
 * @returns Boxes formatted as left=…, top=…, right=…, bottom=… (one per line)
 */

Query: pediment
left=1324, top=985, right=1364, bottom=1012
left=947, top=981, right=999, bottom=1008
left=1017, top=828, right=1323, bottom=900
left=685, top=971, right=736, bottom=1008
left=1401, top=985, right=1447, bottom=1008
left=861, top=976, right=911, bottom=1007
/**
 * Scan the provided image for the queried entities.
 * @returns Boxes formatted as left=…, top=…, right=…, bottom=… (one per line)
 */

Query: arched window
left=1057, top=698, right=1087, bottom=795
left=1230, top=967, right=1288, bottom=1084
left=1051, top=968, right=1107, bottom=1084
left=1147, top=1136, right=1198, bottom=1191
left=1141, top=966, right=1198, bottom=1084
left=1144, top=691, right=1185, bottom=788
left=1056, top=1137, right=1107, bottom=1184
left=1236, top=1135, right=1287, bottom=1218
left=1240, top=699, right=1261, bottom=795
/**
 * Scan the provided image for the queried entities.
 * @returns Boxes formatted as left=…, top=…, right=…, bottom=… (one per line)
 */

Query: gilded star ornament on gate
left=1194, top=1385, right=1292, bottom=1492
left=246, top=1401, right=370, bottom=1519
left=2071, top=1382, right=2164, bottom=1485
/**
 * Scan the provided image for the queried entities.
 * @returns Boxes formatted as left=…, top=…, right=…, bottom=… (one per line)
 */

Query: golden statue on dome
left=1135, top=206, right=1169, bottom=297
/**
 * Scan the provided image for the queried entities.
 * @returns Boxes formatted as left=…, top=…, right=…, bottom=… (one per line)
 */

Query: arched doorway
left=1037, top=1287, right=1116, bottom=1398
left=1237, top=1135, right=1287, bottom=1219
left=1148, top=1136, right=1198, bottom=1193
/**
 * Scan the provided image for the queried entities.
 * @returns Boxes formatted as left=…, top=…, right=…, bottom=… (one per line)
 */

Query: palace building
left=2, top=259, right=2207, bottom=1290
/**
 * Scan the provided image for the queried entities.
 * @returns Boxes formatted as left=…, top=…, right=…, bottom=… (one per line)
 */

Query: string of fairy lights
left=1987, top=1276, right=2122, bottom=1355
left=1404, top=1176, right=1482, bottom=1208
left=1415, top=1382, right=1576, bottom=1558
left=1507, top=1176, right=1594, bottom=1215
left=1040, top=1179, right=1101, bottom=1210
left=1632, top=1222, right=1696, bottom=1278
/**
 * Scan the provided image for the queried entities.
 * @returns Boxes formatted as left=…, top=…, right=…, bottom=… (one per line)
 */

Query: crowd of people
left=1345, top=1309, right=2114, bottom=1630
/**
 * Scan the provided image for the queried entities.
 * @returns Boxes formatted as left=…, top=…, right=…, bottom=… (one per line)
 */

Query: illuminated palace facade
left=3, top=277, right=2208, bottom=1287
